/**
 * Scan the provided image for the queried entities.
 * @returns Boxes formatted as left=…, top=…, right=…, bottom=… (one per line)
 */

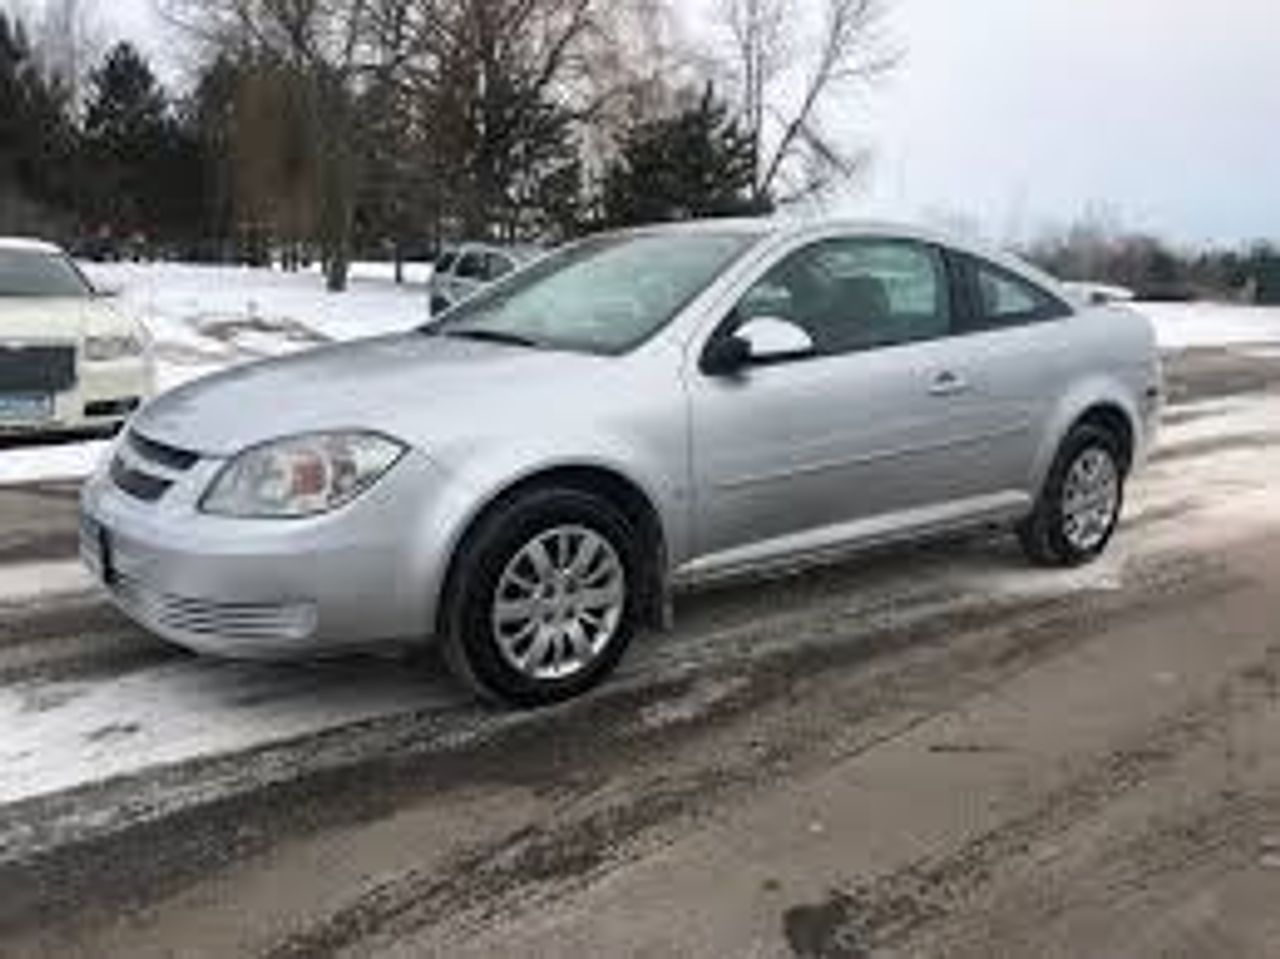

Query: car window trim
left=700, top=235, right=957, bottom=374
left=456, top=250, right=489, bottom=280
left=951, top=252, right=1074, bottom=334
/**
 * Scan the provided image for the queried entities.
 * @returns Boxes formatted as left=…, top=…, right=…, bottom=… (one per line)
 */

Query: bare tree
left=165, top=0, right=684, bottom=267
left=718, top=0, right=897, bottom=205
left=165, top=0, right=379, bottom=289
left=37, top=0, right=101, bottom=110
left=387, top=0, right=671, bottom=240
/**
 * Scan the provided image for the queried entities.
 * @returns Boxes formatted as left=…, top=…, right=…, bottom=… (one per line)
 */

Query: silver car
left=81, top=221, right=1161, bottom=706
left=429, top=242, right=542, bottom=316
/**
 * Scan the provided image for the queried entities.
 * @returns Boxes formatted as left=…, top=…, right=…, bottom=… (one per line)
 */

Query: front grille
left=110, top=570, right=316, bottom=641
left=110, top=456, right=172, bottom=502
left=111, top=429, right=202, bottom=503
left=0, top=344, right=76, bottom=392
left=129, top=430, right=200, bottom=471
left=86, top=397, right=141, bottom=419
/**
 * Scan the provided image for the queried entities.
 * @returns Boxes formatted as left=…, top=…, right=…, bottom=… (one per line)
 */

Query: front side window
left=434, top=232, right=757, bottom=355
left=734, top=238, right=951, bottom=356
left=435, top=251, right=458, bottom=274
left=0, top=250, right=92, bottom=298
left=455, top=251, right=488, bottom=280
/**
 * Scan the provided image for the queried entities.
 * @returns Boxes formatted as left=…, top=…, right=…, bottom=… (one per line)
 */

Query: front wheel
left=1019, top=423, right=1126, bottom=567
left=440, top=488, right=640, bottom=707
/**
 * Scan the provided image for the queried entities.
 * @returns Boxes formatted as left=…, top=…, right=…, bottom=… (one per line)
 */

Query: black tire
left=430, top=295, right=451, bottom=316
left=1018, top=423, right=1127, bottom=568
left=440, top=487, right=642, bottom=707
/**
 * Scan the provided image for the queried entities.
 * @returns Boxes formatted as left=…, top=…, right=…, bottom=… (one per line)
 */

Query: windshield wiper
left=445, top=329, right=543, bottom=349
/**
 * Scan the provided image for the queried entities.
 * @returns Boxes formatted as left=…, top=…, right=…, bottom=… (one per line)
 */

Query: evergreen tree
left=602, top=85, right=767, bottom=228
left=82, top=42, right=171, bottom=247
left=0, top=12, right=79, bottom=234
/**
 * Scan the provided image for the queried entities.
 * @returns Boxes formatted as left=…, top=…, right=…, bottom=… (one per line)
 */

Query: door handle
left=929, top=370, right=970, bottom=397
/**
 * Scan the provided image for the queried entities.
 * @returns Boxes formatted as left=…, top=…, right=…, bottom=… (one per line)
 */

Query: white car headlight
left=85, top=333, right=146, bottom=362
left=201, top=432, right=406, bottom=518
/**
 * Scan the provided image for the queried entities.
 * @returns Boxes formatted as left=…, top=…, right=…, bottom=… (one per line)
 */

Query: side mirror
left=702, top=316, right=816, bottom=376
left=738, top=317, right=815, bottom=359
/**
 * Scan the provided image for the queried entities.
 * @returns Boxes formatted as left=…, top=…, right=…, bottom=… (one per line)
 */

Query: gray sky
left=854, top=0, right=1280, bottom=246
left=49, top=0, right=1280, bottom=246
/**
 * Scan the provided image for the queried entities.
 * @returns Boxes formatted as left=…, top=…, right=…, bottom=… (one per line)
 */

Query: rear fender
left=1031, top=376, right=1145, bottom=495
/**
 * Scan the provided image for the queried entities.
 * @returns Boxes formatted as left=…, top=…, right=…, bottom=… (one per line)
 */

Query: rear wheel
left=1019, top=423, right=1126, bottom=567
left=441, top=487, right=640, bottom=707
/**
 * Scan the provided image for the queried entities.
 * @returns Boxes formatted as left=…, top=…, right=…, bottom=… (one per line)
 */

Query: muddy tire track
left=778, top=650, right=1280, bottom=958
left=255, top=554, right=1243, bottom=958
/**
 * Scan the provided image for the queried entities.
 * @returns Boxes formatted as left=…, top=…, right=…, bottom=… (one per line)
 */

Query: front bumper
left=0, top=355, right=151, bottom=436
left=81, top=441, right=452, bottom=659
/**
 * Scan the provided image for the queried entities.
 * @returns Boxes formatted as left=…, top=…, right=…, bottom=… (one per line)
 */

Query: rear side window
left=436, top=251, right=458, bottom=274
left=485, top=253, right=514, bottom=281
left=961, top=257, right=1071, bottom=331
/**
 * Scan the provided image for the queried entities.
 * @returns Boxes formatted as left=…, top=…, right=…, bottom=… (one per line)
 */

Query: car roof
left=0, top=237, right=63, bottom=255
left=621, top=217, right=1068, bottom=295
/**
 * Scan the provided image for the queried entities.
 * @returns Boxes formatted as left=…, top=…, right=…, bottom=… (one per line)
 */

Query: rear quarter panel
left=1030, top=304, right=1160, bottom=488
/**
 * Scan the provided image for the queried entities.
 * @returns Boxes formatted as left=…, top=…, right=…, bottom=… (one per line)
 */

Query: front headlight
left=201, top=432, right=406, bottom=518
left=85, top=333, right=146, bottom=362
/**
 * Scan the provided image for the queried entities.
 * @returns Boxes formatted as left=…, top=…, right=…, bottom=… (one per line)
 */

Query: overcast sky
left=43, top=0, right=1280, bottom=247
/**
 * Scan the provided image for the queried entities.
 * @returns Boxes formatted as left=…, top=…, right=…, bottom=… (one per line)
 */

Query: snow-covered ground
left=2, top=260, right=1279, bottom=488
left=2, top=387, right=1278, bottom=806
left=84, top=259, right=433, bottom=381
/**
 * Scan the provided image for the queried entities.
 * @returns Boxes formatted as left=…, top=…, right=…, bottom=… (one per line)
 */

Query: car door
left=687, top=235, right=994, bottom=569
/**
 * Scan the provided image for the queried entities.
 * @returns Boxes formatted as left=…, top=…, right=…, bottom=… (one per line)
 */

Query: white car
left=429, top=243, right=542, bottom=315
left=0, top=238, right=153, bottom=436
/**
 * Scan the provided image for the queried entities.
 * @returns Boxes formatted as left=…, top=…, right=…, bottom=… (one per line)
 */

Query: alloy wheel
left=1060, top=446, right=1120, bottom=553
left=490, top=525, right=626, bottom=681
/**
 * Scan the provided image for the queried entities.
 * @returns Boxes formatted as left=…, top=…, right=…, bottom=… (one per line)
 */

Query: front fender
left=402, top=433, right=687, bottom=636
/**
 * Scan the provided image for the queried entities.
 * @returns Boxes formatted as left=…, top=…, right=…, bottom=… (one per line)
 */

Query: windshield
left=0, top=249, right=92, bottom=298
left=433, top=232, right=758, bottom=354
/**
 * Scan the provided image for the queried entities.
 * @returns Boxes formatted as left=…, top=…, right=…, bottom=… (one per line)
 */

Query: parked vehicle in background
left=81, top=220, right=1160, bottom=707
left=429, top=243, right=543, bottom=315
left=0, top=239, right=153, bottom=438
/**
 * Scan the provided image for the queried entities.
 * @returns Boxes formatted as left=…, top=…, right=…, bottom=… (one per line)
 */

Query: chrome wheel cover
left=491, top=525, right=626, bottom=681
left=1061, top=446, right=1120, bottom=552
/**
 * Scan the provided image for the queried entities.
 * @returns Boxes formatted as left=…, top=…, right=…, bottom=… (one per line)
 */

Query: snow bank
left=1137, top=301, right=1280, bottom=350
left=0, top=657, right=449, bottom=805
left=0, top=440, right=111, bottom=487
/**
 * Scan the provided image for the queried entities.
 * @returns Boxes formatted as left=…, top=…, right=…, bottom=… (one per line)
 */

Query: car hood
left=0, top=296, right=128, bottom=341
left=132, top=333, right=616, bottom=456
